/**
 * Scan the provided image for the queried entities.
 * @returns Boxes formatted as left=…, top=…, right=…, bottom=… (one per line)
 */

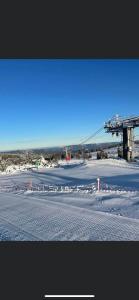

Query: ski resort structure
left=104, top=115, right=139, bottom=161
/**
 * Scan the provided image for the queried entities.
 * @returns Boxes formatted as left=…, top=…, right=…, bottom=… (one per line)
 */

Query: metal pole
left=123, top=127, right=129, bottom=161
left=130, top=127, right=134, bottom=160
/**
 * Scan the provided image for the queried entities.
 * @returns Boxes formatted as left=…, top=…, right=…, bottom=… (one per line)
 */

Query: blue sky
left=0, top=59, right=139, bottom=150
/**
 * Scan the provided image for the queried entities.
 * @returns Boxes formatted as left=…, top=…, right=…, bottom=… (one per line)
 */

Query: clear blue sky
left=0, top=59, right=139, bottom=151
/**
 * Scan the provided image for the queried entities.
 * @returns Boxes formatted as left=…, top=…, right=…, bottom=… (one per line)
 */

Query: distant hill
left=0, top=141, right=123, bottom=155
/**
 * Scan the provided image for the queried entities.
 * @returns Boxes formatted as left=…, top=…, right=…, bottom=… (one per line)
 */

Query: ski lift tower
left=104, top=114, right=139, bottom=161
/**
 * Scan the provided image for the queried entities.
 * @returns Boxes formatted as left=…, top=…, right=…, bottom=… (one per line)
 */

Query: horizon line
left=0, top=141, right=121, bottom=152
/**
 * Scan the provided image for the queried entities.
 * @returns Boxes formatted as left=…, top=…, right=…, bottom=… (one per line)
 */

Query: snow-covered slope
left=0, top=192, right=139, bottom=241
left=1, top=157, right=139, bottom=240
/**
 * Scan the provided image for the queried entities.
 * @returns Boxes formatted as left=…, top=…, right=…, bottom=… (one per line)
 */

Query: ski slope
left=1, top=157, right=139, bottom=240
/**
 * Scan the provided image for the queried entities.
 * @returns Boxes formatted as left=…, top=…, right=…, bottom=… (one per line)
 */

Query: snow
left=0, top=160, right=58, bottom=176
left=1, top=156, right=139, bottom=240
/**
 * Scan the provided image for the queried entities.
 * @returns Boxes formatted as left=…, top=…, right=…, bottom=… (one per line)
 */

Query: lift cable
left=79, top=126, right=104, bottom=145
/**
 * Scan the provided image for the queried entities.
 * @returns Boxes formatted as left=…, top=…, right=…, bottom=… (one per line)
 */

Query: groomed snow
left=1, top=157, right=139, bottom=240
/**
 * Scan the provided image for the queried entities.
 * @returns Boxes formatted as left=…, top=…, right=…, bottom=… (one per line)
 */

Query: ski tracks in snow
left=0, top=192, right=139, bottom=240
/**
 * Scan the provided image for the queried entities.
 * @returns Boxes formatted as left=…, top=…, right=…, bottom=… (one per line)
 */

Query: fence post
left=28, top=180, right=32, bottom=191
left=97, top=178, right=100, bottom=192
